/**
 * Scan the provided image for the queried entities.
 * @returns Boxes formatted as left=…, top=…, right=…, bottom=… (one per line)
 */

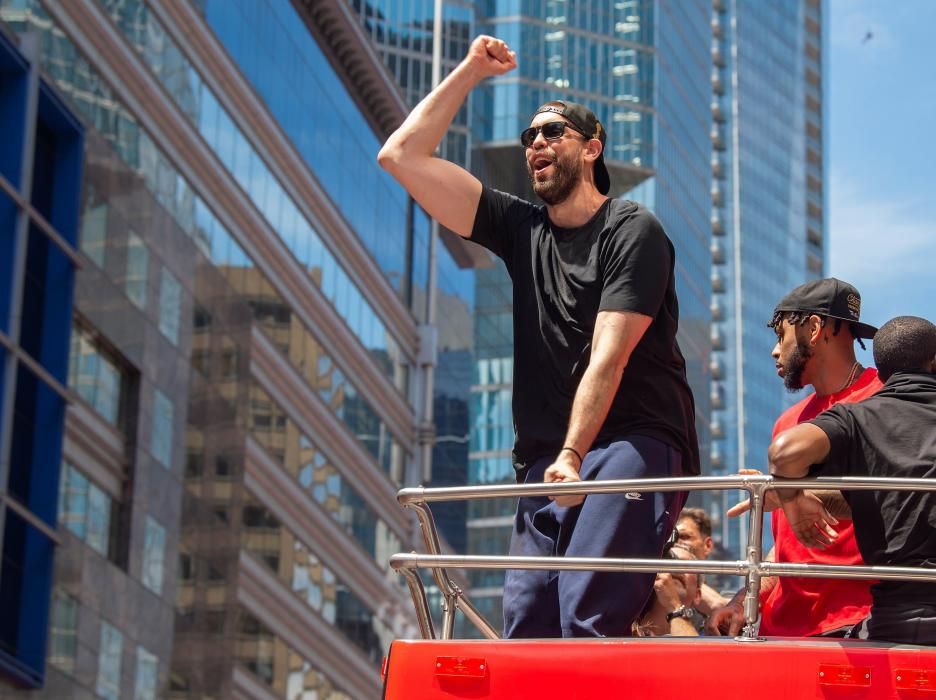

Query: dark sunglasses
left=520, top=121, right=586, bottom=148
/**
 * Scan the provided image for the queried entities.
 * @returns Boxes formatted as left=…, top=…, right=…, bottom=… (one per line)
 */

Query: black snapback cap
left=533, top=100, right=610, bottom=195
left=772, top=278, right=878, bottom=339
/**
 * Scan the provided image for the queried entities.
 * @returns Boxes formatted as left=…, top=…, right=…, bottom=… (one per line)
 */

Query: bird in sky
left=862, top=29, right=873, bottom=44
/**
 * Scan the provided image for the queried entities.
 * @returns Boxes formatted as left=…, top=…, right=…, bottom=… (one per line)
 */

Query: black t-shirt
left=809, top=372, right=936, bottom=606
left=470, top=186, right=699, bottom=479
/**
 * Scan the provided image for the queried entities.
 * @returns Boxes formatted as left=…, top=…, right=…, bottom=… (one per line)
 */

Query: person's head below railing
left=676, top=507, right=734, bottom=624
left=767, top=315, right=936, bottom=645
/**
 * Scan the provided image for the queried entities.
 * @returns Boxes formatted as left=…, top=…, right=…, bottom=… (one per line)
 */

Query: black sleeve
left=470, top=186, right=539, bottom=264
left=599, top=207, right=671, bottom=317
left=808, top=404, right=858, bottom=476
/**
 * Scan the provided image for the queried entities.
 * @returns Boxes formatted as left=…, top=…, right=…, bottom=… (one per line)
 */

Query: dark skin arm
left=768, top=423, right=832, bottom=478
left=768, top=424, right=841, bottom=549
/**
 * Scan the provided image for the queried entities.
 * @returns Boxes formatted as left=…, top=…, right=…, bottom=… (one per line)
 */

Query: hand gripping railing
left=389, top=474, right=936, bottom=641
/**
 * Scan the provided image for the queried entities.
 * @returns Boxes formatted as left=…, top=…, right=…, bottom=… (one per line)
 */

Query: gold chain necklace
left=834, top=361, right=862, bottom=394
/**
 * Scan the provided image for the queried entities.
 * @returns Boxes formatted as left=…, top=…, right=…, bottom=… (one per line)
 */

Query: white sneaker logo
left=624, top=492, right=643, bottom=500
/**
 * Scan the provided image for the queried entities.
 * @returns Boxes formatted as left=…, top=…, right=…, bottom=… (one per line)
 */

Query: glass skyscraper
left=707, top=0, right=827, bottom=554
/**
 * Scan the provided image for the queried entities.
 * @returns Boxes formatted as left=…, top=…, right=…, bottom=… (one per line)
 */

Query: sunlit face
left=524, top=113, right=585, bottom=205
left=676, top=517, right=713, bottom=560
left=771, top=318, right=813, bottom=391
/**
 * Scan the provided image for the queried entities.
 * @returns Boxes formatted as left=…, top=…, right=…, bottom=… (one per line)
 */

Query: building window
left=68, top=324, right=126, bottom=427
left=151, top=389, right=174, bottom=468
left=80, top=201, right=108, bottom=267
left=96, top=622, right=123, bottom=700
left=178, top=551, right=194, bottom=582
left=134, top=645, right=158, bottom=700
left=57, top=462, right=114, bottom=560
left=158, top=266, right=181, bottom=345
left=48, top=591, right=78, bottom=674
left=142, top=516, right=166, bottom=595
left=125, top=230, right=148, bottom=309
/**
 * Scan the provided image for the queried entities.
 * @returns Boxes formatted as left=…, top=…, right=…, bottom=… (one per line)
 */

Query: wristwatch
left=665, top=606, right=694, bottom=623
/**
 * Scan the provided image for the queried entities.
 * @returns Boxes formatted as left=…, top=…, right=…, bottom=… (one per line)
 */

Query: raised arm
left=377, top=36, right=516, bottom=237
left=544, top=310, right=652, bottom=506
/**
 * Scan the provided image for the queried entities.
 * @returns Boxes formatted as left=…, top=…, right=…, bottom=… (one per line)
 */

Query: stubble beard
left=782, top=342, right=813, bottom=392
left=528, top=150, right=582, bottom=205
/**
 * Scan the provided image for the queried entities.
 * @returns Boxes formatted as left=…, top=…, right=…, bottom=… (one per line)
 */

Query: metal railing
left=389, top=474, right=936, bottom=641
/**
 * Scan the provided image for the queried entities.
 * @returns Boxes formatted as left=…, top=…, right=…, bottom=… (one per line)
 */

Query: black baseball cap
left=533, top=100, right=610, bottom=195
left=772, top=278, right=878, bottom=339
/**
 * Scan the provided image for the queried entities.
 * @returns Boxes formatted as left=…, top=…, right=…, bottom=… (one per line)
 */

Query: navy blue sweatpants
left=502, top=436, right=687, bottom=638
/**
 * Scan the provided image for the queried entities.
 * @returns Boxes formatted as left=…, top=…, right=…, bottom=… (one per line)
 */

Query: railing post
left=410, top=501, right=460, bottom=598
left=740, top=479, right=766, bottom=640
left=396, top=566, right=436, bottom=640
left=441, top=592, right=457, bottom=640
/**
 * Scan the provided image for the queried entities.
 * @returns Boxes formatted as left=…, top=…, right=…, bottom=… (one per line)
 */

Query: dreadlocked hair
left=767, top=310, right=867, bottom=350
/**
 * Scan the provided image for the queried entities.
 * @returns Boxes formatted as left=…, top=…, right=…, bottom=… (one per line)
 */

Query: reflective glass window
left=236, top=610, right=352, bottom=699
left=151, top=389, right=174, bottom=468
left=48, top=590, right=78, bottom=674
left=80, top=202, right=108, bottom=267
left=68, top=324, right=124, bottom=426
left=96, top=622, right=123, bottom=700
left=143, top=516, right=166, bottom=594
left=158, top=266, right=181, bottom=345
left=243, top=498, right=366, bottom=637
left=134, top=645, right=158, bottom=700
left=125, top=230, right=148, bottom=309
left=57, top=462, right=114, bottom=559
left=248, top=384, right=402, bottom=567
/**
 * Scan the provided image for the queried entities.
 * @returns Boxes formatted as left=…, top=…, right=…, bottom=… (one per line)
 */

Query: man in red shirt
left=708, top=278, right=882, bottom=637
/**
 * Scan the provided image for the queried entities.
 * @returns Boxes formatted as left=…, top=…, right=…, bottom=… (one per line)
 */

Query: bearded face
left=779, top=338, right=814, bottom=391
left=527, top=144, right=583, bottom=205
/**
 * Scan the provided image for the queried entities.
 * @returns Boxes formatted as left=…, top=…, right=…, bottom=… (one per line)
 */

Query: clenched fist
left=466, top=35, right=518, bottom=77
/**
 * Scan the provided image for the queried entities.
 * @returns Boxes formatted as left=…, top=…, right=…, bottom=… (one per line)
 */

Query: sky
left=827, top=0, right=936, bottom=364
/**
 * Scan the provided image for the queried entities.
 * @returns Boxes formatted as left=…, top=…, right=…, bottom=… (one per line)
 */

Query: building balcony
left=712, top=211, right=725, bottom=236
left=711, top=239, right=725, bottom=264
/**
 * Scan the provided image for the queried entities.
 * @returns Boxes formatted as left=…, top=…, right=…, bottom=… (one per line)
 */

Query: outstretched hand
left=782, top=490, right=839, bottom=549
left=466, top=35, right=517, bottom=78
left=726, top=469, right=781, bottom=517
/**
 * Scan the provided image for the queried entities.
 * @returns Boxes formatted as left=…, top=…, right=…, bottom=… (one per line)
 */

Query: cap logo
left=594, top=121, right=603, bottom=140
left=847, top=293, right=861, bottom=319
left=538, top=105, right=565, bottom=115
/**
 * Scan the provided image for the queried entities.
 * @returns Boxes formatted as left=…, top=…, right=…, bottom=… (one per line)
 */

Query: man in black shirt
left=379, top=36, right=698, bottom=637
left=768, top=316, right=936, bottom=644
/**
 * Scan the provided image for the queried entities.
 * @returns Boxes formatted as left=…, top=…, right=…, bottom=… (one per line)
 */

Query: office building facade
left=0, top=0, right=456, bottom=696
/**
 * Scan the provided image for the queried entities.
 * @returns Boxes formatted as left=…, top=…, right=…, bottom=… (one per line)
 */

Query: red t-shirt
left=759, top=367, right=883, bottom=636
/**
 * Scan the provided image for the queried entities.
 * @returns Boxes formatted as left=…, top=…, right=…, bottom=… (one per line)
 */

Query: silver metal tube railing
left=391, top=475, right=936, bottom=641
